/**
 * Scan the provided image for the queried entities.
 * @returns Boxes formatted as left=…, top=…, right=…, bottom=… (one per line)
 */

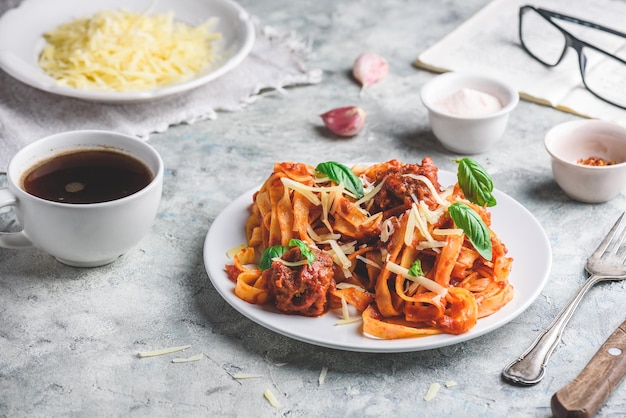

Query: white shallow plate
left=203, top=170, right=552, bottom=353
left=0, top=0, right=255, bottom=103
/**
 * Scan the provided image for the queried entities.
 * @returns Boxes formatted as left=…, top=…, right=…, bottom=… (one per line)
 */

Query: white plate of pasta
left=0, top=0, right=254, bottom=103
left=203, top=165, right=551, bottom=353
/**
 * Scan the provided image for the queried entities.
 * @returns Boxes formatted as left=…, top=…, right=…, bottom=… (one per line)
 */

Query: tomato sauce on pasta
left=225, top=159, right=513, bottom=339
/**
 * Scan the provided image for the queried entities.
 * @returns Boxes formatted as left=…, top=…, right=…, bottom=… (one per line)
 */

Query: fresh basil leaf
left=288, top=238, right=316, bottom=265
left=258, top=245, right=288, bottom=271
left=316, top=161, right=364, bottom=199
left=408, top=260, right=424, bottom=277
left=455, top=158, right=497, bottom=207
left=448, top=202, right=493, bottom=261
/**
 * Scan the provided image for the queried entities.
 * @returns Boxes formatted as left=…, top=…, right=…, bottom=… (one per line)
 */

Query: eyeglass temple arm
left=537, top=7, right=626, bottom=39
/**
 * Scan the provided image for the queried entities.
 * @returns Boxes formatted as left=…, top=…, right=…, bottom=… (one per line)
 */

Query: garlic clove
left=320, top=106, right=367, bottom=137
left=352, top=53, right=389, bottom=90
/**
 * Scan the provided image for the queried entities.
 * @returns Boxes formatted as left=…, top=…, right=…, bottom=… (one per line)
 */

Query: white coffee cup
left=0, top=130, right=163, bottom=267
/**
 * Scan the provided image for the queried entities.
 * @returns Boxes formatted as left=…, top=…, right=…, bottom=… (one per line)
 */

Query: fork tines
left=593, top=211, right=626, bottom=260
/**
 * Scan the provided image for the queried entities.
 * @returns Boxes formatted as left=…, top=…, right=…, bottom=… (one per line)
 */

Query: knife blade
left=551, top=318, right=626, bottom=418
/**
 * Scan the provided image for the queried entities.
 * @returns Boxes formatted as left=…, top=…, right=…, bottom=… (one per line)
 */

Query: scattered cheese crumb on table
left=319, top=367, right=328, bottom=385
left=424, top=382, right=441, bottom=401
left=263, top=389, right=282, bottom=408
left=172, top=354, right=204, bottom=363
left=136, top=345, right=191, bottom=358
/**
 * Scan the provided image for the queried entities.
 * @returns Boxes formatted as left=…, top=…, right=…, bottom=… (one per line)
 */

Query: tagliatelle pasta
left=225, top=159, right=514, bottom=339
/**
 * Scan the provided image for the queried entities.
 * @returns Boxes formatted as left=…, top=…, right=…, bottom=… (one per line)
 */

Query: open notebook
left=414, top=0, right=626, bottom=125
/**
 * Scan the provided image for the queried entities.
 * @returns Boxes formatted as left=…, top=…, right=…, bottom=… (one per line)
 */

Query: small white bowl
left=545, top=119, right=626, bottom=203
left=420, top=72, right=519, bottom=154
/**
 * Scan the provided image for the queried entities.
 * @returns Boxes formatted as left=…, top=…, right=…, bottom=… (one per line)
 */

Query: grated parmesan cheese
left=355, top=254, right=381, bottom=269
left=172, top=353, right=203, bottom=363
left=415, top=241, right=446, bottom=250
left=336, top=282, right=367, bottom=292
left=136, top=345, right=191, bottom=358
left=386, top=261, right=448, bottom=297
left=273, top=258, right=310, bottom=268
left=335, top=316, right=362, bottom=325
left=412, top=204, right=436, bottom=244
left=335, top=295, right=362, bottom=325
left=318, top=367, right=329, bottom=385
left=418, top=200, right=445, bottom=225
left=320, top=191, right=334, bottom=232
left=329, top=188, right=344, bottom=214
left=355, top=177, right=386, bottom=207
left=263, top=389, right=282, bottom=408
left=402, top=174, right=448, bottom=207
left=424, top=382, right=441, bottom=401
left=439, top=185, right=454, bottom=200
left=226, top=244, right=246, bottom=259
left=281, top=177, right=348, bottom=208
left=340, top=296, right=350, bottom=320
left=380, top=218, right=395, bottom=243
left=323, top=239, right=353, bottom=269
left=404, top=205, right=417, bottom=246
left=38, top=9, right=221, bottom=91
left=335, top=317, right=362, bottom=325
left=433, top=228, right=463, bottom=236
left=281, top=177, right=323, bottom=206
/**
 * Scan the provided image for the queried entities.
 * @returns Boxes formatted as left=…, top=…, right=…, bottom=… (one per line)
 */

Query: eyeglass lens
left=521, top=7, right=626, bottom=108
left=520, top=8, right=567, bottom=66
left=582, top=47, right=626, bottom=108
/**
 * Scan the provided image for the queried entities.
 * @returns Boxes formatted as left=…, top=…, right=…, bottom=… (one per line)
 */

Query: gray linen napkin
left=0, top=4, right=322, bottom=171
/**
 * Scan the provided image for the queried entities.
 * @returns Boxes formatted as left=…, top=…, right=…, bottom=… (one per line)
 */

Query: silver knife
left=551, top=318, right=626, bottom=418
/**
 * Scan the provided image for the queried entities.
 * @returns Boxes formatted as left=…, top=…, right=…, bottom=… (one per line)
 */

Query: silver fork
left=502, top=211, right=626, bottom=385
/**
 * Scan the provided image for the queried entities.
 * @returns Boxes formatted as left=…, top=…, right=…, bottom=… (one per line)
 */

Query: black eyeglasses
left=519, top=5, right=626, bottom=109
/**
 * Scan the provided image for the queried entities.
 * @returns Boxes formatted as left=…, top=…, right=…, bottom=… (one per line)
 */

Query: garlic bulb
left=320, top=106, right=367, bottom=137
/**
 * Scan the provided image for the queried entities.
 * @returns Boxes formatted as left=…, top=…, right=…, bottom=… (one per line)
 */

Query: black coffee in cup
left=21, top=149, right=153, bottom=204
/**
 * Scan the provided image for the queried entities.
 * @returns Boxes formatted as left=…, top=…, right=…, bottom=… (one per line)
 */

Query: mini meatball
left=367, top=158, right=442, bottom=213
left=264, top=247, right=335, bottom=317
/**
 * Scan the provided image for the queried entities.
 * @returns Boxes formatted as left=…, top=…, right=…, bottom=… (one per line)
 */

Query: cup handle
left=0, top=188, right=33, bottom=249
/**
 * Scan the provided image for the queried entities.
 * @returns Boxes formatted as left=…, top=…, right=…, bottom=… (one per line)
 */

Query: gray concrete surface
left=1, top=0, right=625, bottom=416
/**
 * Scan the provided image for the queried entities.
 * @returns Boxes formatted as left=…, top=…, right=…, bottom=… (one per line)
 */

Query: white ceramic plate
left=203, top=170, right=552, bottom=353
left=0, top=0, right=255, bottom=103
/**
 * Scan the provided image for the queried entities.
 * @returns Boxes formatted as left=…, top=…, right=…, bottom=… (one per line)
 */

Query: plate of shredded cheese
left=0, top=0, right=255, bottom=102
left=203, top=169, right=552, bottom=353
